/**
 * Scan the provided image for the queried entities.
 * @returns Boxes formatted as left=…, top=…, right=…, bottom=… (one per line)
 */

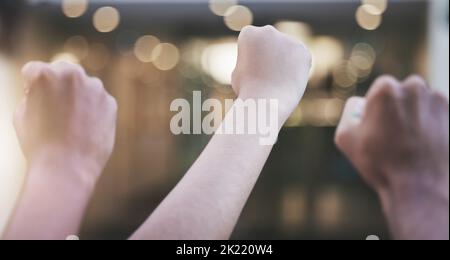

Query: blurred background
left=0, top=0, right=448, bottom=240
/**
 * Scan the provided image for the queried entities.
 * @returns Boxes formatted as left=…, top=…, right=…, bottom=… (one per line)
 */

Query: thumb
left=335, top=97, right=366, bottom=157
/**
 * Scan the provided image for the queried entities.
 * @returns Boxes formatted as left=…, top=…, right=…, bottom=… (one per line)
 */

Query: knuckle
left=35, top=66, right=54, bottom=83
left=63, top=68, right=84, bottom=84
left=53, top=60, right=77, bottom=69
left=263, top=25, right=276, bottom=32
left=108, top=95, right=118, bottom=112
left=373, top=75, right=398, bottom=89
left=401, top=75, right=427, bottom=96
left=334, top=130, right=344, bottom=147
left=241, top=25, right=256, bottom=33
left=375, top=84, right=396, bottom=99
left=90, top=77, right=104, bottom=90
left=431, top=91, right=449, bottom=109
left=54, top=61, right=85, bottom=81
left=334, top=128, right=350, bottom=151
left=403, top=75, right=427, bottom=88
left=239, top=25, right=255, bottom=38
left=370, top=75, right=400, bottom=101
left=240, top=26, right=272, bottom=41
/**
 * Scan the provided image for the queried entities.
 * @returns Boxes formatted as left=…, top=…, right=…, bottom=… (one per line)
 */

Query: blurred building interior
left=0, top=0, right=448, bottom=239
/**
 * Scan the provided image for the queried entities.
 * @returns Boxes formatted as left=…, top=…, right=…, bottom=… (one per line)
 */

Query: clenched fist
left=335, top=75, right=449, bottom=240
left=232, top=25, right=312, bottom=124
left=14, top=61, right=117, bottom=185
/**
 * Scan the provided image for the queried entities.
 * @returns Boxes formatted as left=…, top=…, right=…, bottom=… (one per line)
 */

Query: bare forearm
left=3, top=149, right=96, bottom=240
left=131, top=25, right=310, bottom=240
left=131, top=101, right=278, bottom=240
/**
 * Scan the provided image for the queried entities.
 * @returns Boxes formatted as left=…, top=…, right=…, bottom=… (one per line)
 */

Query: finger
left=21, top=61, right=52, bottom=93
left=364, top=75, right=401, bottom=118
left=22, top=61, right=48, bottom=78
left=402, top=75, right=429, bottom=90
left=401, top=75, right=429, bottom=104
left=335, top=97, right=366, bottom=155
left=88, top=76, right=106, bottom=93
left=430, top=91, right=449, bottom=105
left=366, top=75, right=401, bottom=101
left=50, top=61, right=86, bottom=82
left=50, top=60, right=84, bottom=72
left=336, top=97, right=366, bottom=134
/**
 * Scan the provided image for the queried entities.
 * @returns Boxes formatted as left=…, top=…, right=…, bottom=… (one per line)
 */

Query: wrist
left=376, top=169, right=449, bottom=240
left=9, top=147, right=98, bottom=240
left=237, top=91, right=297, bottom=128
left=28, top=144, right=102, bottom=191
left=377, top=167, right=449, bottom=201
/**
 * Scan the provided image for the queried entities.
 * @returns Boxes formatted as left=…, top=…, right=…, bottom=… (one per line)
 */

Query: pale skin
left=8, top=26, right=447, bottom=241
left=335, top=75, right=449, bottom=240
left=4, top=61, right=117, bottom=240
left=130, top=25, right=311, bottom=240
left=3, top=26, right=311, bottom=240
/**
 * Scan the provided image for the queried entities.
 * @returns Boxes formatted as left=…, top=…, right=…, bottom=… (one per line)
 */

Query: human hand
left=232, top=25, right=312, bottom=123
left=14, top=61, right=118, bottom=186
left=335, top=75, right=449, bottom=239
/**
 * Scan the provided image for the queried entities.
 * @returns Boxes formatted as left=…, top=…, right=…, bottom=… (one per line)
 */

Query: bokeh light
left=275, top=21, right=312, bottom=43
left=51, top=52, right=79, bottom=64
left=224, top=5, right=253, bottom=32
left=152, top=43, right=180, bottom=71
left=62, top=0, right=88, bottom=18
left=362, top=0, right=388, bottom=15
left=356, top=4, right=383, bottom=30
left=201, top=41, right=238, bottom=85
left=323, top=98, right=345, bottom=125
left=315, top=188, right=343, bottom=230
left=134, top=35, right=160, bottom=63
left=333, top=61, right=359, bottom=88
left=93, top=6, right=120, bottom=33
left=352, top=43, right=376, bottom=62
left=209, top=0, right=238, bottom=16
left=181, top=39, right=209, bottom=70
left=281, top=188, right=307, bottom=232
left=286, top=98, right=346, bottom=127
left=350, top=43, right=376, bottom=79
left=310, top=36, right=344, bottom=81
left=1, top=0, right=433, bottom=241
left=63, top=35, right=89, bottom=61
